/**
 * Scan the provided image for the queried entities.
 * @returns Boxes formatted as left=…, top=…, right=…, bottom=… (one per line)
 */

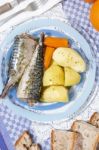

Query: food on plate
left=90, top=0, right=99, bottom=31
left=51, top=60, right=58, bottom=66
left=90, top=112, right=99, bottom=128
left=71, top=120, right=99, bottom=150
left=0, top=31, right=87, bottom=104
left=0, top=34, right=37, bottom=98
left=17, top=33, right=44, bottom=105
left=15, top=131, right=41, bottom=150
left=43, top=64, right=64, bottom=86
left=53, top=47, right=86, bottom=73
left=51, top=130, right=83, bottom=150
left=41, top=86, right=68, bottom=102
left=44, top=47, right=55, bottom=69
left=64, top=67, right=81, bottom=86
left=44, top=36, right=69, bottom=48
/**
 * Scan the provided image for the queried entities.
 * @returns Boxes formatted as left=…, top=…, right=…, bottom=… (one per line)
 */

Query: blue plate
left=0, top=18, right=96, bottom=122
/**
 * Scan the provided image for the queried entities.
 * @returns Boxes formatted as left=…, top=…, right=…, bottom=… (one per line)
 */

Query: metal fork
left=0, top=0, right=48, bottom=26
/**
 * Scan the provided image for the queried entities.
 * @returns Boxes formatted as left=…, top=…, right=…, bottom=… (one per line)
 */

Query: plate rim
left=0, top=17, right=97, bottom=122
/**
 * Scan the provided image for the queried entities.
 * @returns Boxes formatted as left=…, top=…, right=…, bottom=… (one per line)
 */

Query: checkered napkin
left=0, top=116, right=15, bottom=150
left=63, top=0, right=99, bottom=53
left=0, top=1, right=99, bottom=150
left=0, top=104, right=50, bottom=150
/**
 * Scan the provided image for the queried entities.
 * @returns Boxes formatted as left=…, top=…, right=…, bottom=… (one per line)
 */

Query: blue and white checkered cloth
left=0, top=0, right=99, bottom=150
left=63, top=0, right=99, bottom=48
left=0, top=116, right=15, bottom=150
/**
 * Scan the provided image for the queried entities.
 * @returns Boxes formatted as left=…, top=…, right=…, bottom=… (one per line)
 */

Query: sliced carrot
left=44, top=37, right=69, bottom=48
left=44, top=47, right=55, bottom=69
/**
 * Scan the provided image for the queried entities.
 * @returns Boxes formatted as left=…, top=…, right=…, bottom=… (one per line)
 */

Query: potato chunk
left=41, top=86, right=69, bottom=103
left=53, top=48, right=86, bottom=73
left=43, top=64, right=64, bottom=86
left=64, top=67, right=81, bottom=86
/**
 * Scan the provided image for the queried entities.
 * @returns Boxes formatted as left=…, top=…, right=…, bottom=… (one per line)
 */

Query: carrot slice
left=44, top=47, right=55, bottom=69
left=44, top=37, right=69, bottom=48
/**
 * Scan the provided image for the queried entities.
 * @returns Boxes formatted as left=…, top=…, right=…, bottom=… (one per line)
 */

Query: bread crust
left=94, top=137, right=99, bottom=150
left=51, top=129, right=82, bottom=150
left=72, top=133, right=79, bottom=150
left=71, top=121, right=77, bottom=131
left=71, top=120, right=99, bottom=150
left=29, top=144, right=40, bottom=150
left=15, top=131, right=30, bottom=146
left=90, top=112, right=99, bottom=127
left=51, top=130, right=54, bottom=150
left=90, top=112, right=97, bottom=121
left=71, top=133, right=78, bottom=150
left=90, top=112, right=99, bottom=146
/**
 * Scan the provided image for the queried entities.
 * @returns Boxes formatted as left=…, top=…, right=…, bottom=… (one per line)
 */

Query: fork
left=0, top=0, right=48, bottom=26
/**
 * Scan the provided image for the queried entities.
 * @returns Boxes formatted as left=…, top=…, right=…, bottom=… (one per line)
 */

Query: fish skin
left=17, top=32, right=44, bottom=104
left=0, top=33, right=37, bottom=98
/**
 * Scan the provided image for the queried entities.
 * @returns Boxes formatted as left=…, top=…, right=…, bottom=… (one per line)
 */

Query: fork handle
left=0, top=3, right=12, bottom=15
left=0, top=9, right=24, bottom=26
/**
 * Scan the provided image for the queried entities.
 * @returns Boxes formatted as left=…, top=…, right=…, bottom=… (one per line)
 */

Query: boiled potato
left=53, top=48, right=86, bottom=72
left=43, top=64, right=64, bottom=86
left=64, top=67, right=81, bottom=86
left=41, top=86, right=69, bottom=102
left=51, top=60, right=58, bottom=66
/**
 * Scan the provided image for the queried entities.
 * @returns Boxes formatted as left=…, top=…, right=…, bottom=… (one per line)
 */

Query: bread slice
left=90, top=112, right=99, bottom=128
left=90, top=112, right=99, bottom=150
left=15, top=144, right=27, bottom=150
left=15, top=131, right=32, bottom=150
left=29, top=144, right=40, bottom=150
left=51, top=129, right=83, bottom=150
left=71, top=120, right=99, bottom=150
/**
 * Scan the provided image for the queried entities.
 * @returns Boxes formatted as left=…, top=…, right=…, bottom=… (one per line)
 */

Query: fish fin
left=0, top=81, right=13, bottom=99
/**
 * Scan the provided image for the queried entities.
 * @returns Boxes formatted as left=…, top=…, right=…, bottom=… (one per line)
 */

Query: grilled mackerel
left=17, top=33, right=44, bottom=105
left=0, top=33, right=37, bottom=98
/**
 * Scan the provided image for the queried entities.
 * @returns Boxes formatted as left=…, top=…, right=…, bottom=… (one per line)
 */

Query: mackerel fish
left=0, top=33, right=37, bottom=98
left=17, top=32, right=44, bottom=105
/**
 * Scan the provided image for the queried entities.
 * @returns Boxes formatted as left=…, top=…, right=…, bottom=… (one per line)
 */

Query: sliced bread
left=15, top=131, right=32, bottom=150
left=90, top=112, right=99, bottom=128
left=15, top=144, right=27, bottom=150
left=29, top=144, right=40, bottom=150
left=71, top=120, right=99, bottom=150
left=90, top=112, right=99, bottom=150
left=51, top=129, right=83, bottom=150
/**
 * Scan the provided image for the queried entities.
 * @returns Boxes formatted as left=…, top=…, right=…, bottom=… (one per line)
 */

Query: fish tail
left=27, top=100, right=34, bottom=106
left=0, top=81, right=13, bottom=99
